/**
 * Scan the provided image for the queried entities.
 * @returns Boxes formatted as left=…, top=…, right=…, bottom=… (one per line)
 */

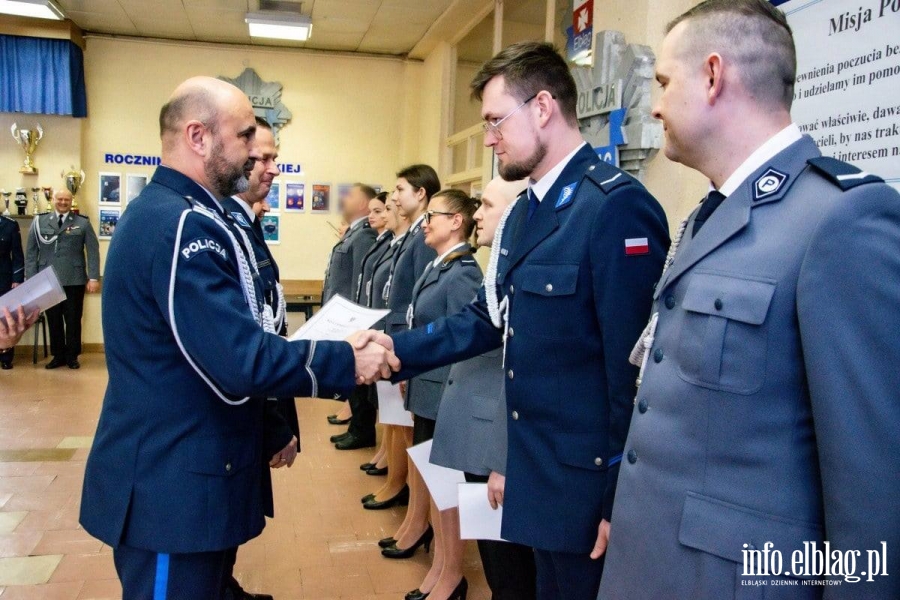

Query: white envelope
left=407, top=440, right=466, bottom=510
left=458, top=483, right=507, bottom=541
left=376, top=381, right=414, bottom=427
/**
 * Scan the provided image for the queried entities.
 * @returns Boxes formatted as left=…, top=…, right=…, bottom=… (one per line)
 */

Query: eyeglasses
left=423, top=210, right=457, bottom=224
left=482, top=93, right=538, bottom=140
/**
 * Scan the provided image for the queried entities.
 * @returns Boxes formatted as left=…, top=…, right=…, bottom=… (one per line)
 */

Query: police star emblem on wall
left=219, top=68, right=293, bottom=146
left=572, top=31, right=663, bottom=182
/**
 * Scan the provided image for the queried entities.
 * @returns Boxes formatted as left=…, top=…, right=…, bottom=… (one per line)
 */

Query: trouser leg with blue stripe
left=113, top=544, right=227, bottom=599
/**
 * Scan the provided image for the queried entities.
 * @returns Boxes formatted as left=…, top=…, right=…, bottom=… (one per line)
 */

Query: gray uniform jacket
left=384, top=218, right=437, bottom=333
left=322, top=218, right=376, bottom=303
left=355, top=230, right=393, bottom=305
left=600, top=136, right=900, bottom=600
left=430, top=348, right=508, bottom=476
left=25, top=212, right=100, bottom=286
left=406, top=245, right=482, bottom=420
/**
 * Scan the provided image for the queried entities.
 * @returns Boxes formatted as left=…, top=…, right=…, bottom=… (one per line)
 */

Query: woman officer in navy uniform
left=386, top=189, right=482, bottom=600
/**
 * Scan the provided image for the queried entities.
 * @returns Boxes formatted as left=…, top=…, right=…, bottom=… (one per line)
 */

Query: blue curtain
left=0, top=34, right=87, bottom=117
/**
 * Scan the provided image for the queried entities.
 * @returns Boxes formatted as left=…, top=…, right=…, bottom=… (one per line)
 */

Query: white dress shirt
left=528, top=142, right=589, bottom=202
left=716, top=124, right=803, bottom=197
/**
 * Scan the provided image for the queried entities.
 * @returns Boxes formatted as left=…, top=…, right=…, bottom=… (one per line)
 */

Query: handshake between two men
left=347, top=330, right=401, bottom=385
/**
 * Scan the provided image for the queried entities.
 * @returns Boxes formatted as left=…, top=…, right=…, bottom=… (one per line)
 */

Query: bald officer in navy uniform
left=357, top=43, right=669, bottom=600
left=0, top=215, right=24, bottom=369
left=599, top=2, right=900, bottom=599
left=80, top=77, right=399, bottom=600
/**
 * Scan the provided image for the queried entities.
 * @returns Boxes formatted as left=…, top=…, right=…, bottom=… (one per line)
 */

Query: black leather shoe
left=330, top=431, right=350, bottom=443
left=1, top=363, right=12, bottom=370
left=378, top=537, right=396, bottom=549
left=448, top=577, right=468, bottom=600
left=328, top=415, right=351, bottom=425
left=224, top=587, right=274, bottom=600
left=363, top=486, right=410, bottom=511
left=359, top=462, right=376, bottom=471
left=335, top=434, right=376, bottom=450
left=381, top=524, right=433, bottom=558
left=406, top=588, right=429, bottom=600
left=365, top=466, right=388, bottom=476
left=361, top=493, right=376, bottom=504
left=67, top=359, right=81, bottom=370
left=45, top=357, right=65, bottom=370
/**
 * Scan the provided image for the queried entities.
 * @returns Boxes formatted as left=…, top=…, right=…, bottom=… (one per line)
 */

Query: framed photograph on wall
left=99, top=172, right=122, bottom=204
left=99, top=208, right=121, bottom=240
left=266, top=181, right=280, bottom=212
left=285, top=182, right=305, bottom=212
left=261, top=214, right=280, bottom=245
left=311, top=183, right=331, bottom=214
left=125, top=174, right=148, bottom=206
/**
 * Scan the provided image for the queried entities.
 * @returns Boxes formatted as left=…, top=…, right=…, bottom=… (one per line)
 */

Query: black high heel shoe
left=363, top=486, right=409, bottom=510
left=366, top=466, right=388, bottom=476
left=361, top=493, right=376, bottom=504
left=378, top=537, right=397, bottom=549
left=448, top=577, right=468, bottom=600
left=405, top=588, right=429, bottom=600
left=381, top=525, right=433, bottom=559
left=327, top=414, right=351, bottom=425
left=360, top=462, right=376, bottom=471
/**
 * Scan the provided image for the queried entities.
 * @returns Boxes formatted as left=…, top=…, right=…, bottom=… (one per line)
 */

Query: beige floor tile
left=0, top=581, right=84, bottom=600
left=55, top=439, right=94, bottom=451
left=0, top=555, right=63, bottom=585
left=0, top=532, right=43, bottom=559
left=75, top=578, right=120, bottom=600
left=0, top=492, right=12, bottom=509
left=0, top=512, right=28, bottom=534
left=49, top=554, right=116, bottom=584
left=33, top=530, right=103, bottom=556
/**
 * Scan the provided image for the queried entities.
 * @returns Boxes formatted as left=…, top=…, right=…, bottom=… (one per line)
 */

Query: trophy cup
left=14, top=188, right=28, bottom=216
left=63, top=167, right=86, bottom=214
left=42, top=187, right=53, bottom=214
left=1, top=190, right=9, bottom=216
left=10, top=123, right=43, bottom=175
left=31, top=187, right=41, bottom=216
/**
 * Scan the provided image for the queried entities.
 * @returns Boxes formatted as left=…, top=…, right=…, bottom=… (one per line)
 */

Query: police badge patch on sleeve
left=180, top=237, right=228, bottom=261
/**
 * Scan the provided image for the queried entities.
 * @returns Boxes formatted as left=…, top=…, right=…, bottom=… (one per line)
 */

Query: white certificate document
left=407, top=440, right=466, bottom=511
left=289, top=294, right=389, bottom=341
left=377, top=381, right=414, bottom=427
left=0, top=266, right=66, bottom=316
left=458, top=483, right=507, bottom=541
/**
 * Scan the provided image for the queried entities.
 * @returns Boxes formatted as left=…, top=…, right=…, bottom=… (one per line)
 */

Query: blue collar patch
left=231, top=212, right=250, bottom=228
left=754, top=168, right=789, bottom=201
left=555, top=182, right=578, bottom=209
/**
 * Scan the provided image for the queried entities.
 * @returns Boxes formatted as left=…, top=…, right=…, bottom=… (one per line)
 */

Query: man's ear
left=185, top=120, right=208, bottom=156
left=535, top=90, right=555, bottom=127
left=705, top=53, right=725, bottom=105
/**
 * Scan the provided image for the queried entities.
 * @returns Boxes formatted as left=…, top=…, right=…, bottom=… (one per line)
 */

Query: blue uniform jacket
left=0, top=216, right=24, bottom=292
left=80, top=166, right=356, bottom=554
left=385, top=219, right=437, bottom=333
left=391, top=145, right=669, bottom=553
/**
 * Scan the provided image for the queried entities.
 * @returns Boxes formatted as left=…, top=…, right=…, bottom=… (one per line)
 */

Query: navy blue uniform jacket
left=80, top=166, right=356, bottom=554
left=391, top=145, right=669, bottom=553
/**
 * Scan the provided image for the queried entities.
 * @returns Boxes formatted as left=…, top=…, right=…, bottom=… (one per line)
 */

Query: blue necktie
left=526, top=189, right=539, bottom=221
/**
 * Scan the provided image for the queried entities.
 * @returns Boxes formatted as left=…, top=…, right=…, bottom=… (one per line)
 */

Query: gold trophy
left=63, top=167, right=86, bottom=214
left=10, top=123, right=43, bottom=174
left=42, top=187, right=53, bottom=214
left=1, top=190, right=10, bottom=216
left=31, top=187, right=41, bottom=216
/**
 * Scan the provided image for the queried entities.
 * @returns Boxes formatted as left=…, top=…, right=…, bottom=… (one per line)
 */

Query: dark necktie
left=252, top=216, right=264, bottom=241
left=692, top=190, right=726, bottom=236
left=526, top=189, right=539, bottom=221
left=57, top=214, right=64, bottom=229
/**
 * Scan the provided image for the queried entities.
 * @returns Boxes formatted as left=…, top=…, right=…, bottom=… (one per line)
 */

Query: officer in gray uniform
left=25, top=189, right=100, bottom=369
left=321, top=184, right=378, bottom=304
left=0, top=215, right=24, bottom=369
left=599, top=2, right=900, bottom=599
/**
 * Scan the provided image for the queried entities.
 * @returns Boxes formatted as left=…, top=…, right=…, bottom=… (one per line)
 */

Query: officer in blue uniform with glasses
left=80, top=77, right=399, bottom=600
left=357, top=43, right=670, bottom=600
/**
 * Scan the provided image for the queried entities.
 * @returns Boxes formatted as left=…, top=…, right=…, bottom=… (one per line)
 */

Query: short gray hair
left=667, top=0, right=796, bottom=109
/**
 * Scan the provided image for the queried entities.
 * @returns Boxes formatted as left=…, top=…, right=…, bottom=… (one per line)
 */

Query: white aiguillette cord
left=486, top=197, right=519, bottom=367
left=629, top=216, right=689, bottom=388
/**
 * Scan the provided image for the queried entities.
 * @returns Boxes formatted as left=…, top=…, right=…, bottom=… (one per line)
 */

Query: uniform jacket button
left=638, top=399, right=648, bottom=414
left=714, top=298, right=723, bottom=311
left=509, top=284, right=515, bottom=294
left=627, top=449, right=638, bottom=464
left=653, top=348, right=664, bottom=363
left=507, top=369, right=514, bottom=380
left=545, top=283, right=553, bottom=293
left=225, top=463, right=232, bottom=472
left=511, top=410, right=519, bottom=420
left=508, top=327, right=514, bottom=337
left=665, top=295, right=676, bottom=309
left=447, top=379, right=453, bottom=385
left=594, top=457, right=603, bottom=467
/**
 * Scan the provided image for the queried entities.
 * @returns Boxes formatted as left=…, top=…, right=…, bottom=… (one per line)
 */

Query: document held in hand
left=377, top=381, right=414, bottom=427
left=408, top=440, right=466, bottom=511
left=289, top=294, right=390, bottom=341
left=458, top=483, right=507, bottom=541
left=0, top=266, right=66, bottom=316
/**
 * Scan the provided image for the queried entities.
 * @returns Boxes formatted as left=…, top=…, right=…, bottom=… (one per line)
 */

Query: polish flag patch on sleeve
left=624, top=238, right=649, bottom=256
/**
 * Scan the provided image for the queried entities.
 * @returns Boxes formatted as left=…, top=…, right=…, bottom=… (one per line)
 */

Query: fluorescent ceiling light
left=0, top=0, right=64, bottom=20
left=245, top=11, right=312, bottom=41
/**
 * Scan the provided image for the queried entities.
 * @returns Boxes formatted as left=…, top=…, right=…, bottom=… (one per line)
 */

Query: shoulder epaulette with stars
left=807, top=157, right=884, bottom=191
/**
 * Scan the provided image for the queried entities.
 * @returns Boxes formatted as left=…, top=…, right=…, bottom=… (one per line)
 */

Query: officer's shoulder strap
left=1, top=215, right=14, bottom=224
left=584, top=161, right=633, bottom=194
left=807, top=157, right=884, bottom=191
